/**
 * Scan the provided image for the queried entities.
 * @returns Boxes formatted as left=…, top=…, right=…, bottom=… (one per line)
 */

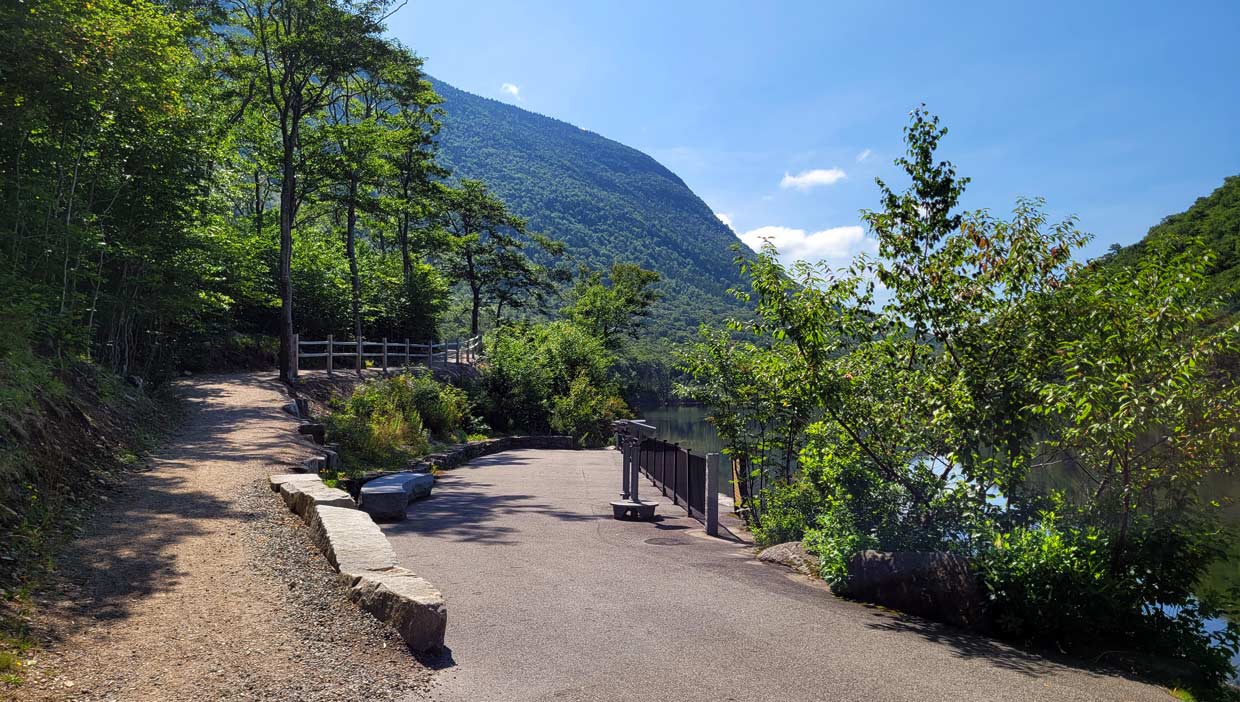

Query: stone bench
left=357, top=472, right=435, bottom=521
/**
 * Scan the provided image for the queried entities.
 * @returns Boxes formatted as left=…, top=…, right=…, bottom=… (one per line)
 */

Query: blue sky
left=390, top=1, right=1239, bottom=265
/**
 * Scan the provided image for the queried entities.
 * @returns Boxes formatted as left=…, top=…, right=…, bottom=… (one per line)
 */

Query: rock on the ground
left=356, top=484, right=409, bottom=521
left=279, top=477, right=355, bottom=520
left=343, top=566, right=447, bottom=653
left=269, top=473, right=324, bottom=492
left=756, top=541, right=820, bottom=576
left=845, top=550, right=990, bottom=632
left=357, top=472, right=435, bottom=521
left=297, top=423, right=326, bottom=445
left=307, top=505, right=400, bottom=574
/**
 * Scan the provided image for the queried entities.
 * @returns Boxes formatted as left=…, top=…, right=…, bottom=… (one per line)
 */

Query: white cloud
left=715, top=212, right=734, bottom=229
left=740, top=224, right=875, bottom=263
left=779, top=167, right=846, bottom=191
left=500, top=83, right=521, bottom=101
left=856, top=148, right=872, bottom=163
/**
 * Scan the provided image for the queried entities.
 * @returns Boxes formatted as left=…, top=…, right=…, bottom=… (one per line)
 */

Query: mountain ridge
left=428, top=77, right=751, bottom=340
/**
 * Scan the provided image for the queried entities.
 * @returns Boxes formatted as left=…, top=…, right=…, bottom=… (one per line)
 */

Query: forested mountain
left=428, top=78, right=751, bottom=340
left=1104, top=175, right=1240, bottom=310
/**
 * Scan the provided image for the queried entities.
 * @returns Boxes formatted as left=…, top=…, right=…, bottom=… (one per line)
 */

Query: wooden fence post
left=292, top=333, right=300, bottom=378
left=382, top=337, right=388, bottom=373
left=326, top=334, right=334, bottom=376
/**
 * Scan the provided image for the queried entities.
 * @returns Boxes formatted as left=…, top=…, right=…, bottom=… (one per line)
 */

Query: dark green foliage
left=751, top=478, right=824, bottom=549
left=477, top=321, right=629, bottom=441
left=549, top=375, right=633, bottom=447
left=564, top=263, right=661, bottom=349
left=689, top=109, right=1240, bottom=688
left=429, top=78, right=750, bottom=343
left=976, top=512, right=1239, bottom=688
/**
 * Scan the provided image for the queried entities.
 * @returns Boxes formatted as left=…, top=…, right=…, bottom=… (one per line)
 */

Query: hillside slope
left=1107, top=175, right=1240, bottom=310
left=429, top=78, right=751, bottom=340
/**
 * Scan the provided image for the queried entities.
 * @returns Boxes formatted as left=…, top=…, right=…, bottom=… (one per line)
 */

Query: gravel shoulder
left=14, top=372, right=429, bottom=701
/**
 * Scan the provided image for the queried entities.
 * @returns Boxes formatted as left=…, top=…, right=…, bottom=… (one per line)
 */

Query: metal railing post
left=706, top=453, right=720, bottom=537
left=404, top=338, right=410, bottom=368
left=356, top=335, right=364, bottom=376
left=629, top=439, right=641, bottom=503
left=619, top=435, right=631, bottom=500
left=326, top=334, right=334, bottom=376
left=382, top=337, right=388, bottom=373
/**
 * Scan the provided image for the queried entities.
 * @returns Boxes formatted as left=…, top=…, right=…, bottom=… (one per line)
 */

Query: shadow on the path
left=415, top=645, right=457, bottom=670
left=382, top=480, right=600, bottom=545
left=45, top=372, right=299, bottom=630
left=862, top=607, right=1148, bottom=684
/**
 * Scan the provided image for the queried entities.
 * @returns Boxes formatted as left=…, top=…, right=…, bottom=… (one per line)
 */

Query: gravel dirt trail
left=15, top=372, right=429, bottom=702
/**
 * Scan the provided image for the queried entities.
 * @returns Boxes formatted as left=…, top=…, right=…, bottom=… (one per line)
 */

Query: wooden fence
left=293, top=334, right=483, bottom=376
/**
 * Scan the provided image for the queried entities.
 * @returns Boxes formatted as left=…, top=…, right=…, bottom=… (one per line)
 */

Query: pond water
left=636, top=403, right=1240, bottom=678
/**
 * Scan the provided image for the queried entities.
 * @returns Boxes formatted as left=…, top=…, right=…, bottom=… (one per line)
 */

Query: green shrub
left=548, top=374, right=631, bottom=446
left=751, top=478, right=823, bottom=548
left=974, top=510, right=1240, bottom=688
left=324, top=372, right=473, bottom=472
left=480, top=321, right=612, bottom=433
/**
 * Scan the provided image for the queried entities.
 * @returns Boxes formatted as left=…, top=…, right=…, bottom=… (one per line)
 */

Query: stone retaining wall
left=341, top=435, right=575, bottom=497
left=268, top=474, right=447, bottom=651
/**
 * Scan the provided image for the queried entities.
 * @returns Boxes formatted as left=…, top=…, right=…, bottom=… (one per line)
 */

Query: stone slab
left=279, top=476, right=355, bottom=520
left=342, top=566, right=446, bottom=653
left=308, top=504, right=400, bottom=574
left=357, top=485, right=410, bottom=521
left=269, top=473, right=323, bottom=492
left=757, top=541, right=821, bottom=577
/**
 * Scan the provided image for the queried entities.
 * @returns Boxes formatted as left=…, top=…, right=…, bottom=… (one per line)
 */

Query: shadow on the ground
left=861, top=606, right=1154, bottom=685
left=45, top=372, right=300, bottom=629
left=382, top=479, right=601, bottom=545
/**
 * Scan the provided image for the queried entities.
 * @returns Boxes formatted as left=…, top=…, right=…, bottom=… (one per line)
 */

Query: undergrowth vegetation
left=323, top=372, right=474, bottom=473
left=0, top=334, right=177, bottom=687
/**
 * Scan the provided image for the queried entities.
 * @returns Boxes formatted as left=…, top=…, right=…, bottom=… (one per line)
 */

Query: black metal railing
left=637, top=438, right=707, bottom=520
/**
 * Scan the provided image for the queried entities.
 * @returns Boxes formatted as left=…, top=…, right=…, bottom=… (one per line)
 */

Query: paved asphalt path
left=382, top=449, right=1168, bottom=702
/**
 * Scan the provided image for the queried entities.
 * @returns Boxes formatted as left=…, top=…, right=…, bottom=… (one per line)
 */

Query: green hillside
left=429, top=78, right=751, bottom=341
left=1107, top=175, right=1240, bottom=310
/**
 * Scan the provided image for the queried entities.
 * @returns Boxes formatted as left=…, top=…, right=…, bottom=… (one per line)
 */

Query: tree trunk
left=346, top=175, right=363, bottom=376
left=277, top=129, right=296, bottom=383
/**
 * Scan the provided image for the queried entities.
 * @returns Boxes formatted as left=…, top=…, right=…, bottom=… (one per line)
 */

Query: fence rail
left=293, top=334, right=483, bottom=376
left=637, top=438, right=708, bottom=520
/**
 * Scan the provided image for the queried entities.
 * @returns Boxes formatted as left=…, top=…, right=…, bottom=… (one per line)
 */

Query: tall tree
left=322, top=43, right=398, bottom=374
left=226, top=0, right=392, bottom=381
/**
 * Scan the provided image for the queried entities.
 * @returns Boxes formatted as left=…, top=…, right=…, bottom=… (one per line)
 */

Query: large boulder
left=845, top=550, right=990, bottom=632
left=358, top=472, right=435, bottom=521
left=757, top=541, right=820, bottom=577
